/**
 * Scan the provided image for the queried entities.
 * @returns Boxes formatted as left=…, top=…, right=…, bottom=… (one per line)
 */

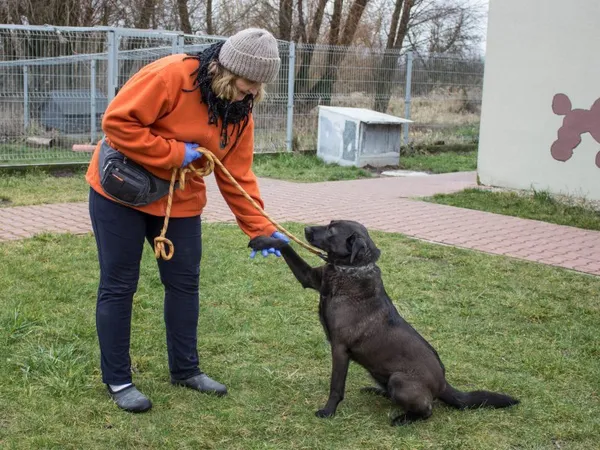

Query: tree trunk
left=387, top=0, right=404, bottom=48
left=373, top=0, right=413, bottom=113
left=206, top=0, right=214, bottom=34
left=294, top=0, right=328, bottom=96
left=308, top=0, right=369, bottom=107
left=329, top=0, right=343, bottom=46
left=316, top=0, right=343, bottom=106
left=176, top=0, right=192, bottom=34
left=279, top=0, right=293, bottom=41
left=295, top=0, right=307, bottom=43
left=101, top=0, right=110, bottom=26
left=136, top=0, right=155, bottom=29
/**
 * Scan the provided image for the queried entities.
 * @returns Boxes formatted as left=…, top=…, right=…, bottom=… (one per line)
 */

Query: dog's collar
left=329, top=262, right=377, bottom=273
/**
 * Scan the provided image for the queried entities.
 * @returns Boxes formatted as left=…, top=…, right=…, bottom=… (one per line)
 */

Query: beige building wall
left=478, top=0, right=600, bottom=200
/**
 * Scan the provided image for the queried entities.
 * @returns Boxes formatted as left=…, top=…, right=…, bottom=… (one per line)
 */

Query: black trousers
left=89, top=188, right=202, bottom=384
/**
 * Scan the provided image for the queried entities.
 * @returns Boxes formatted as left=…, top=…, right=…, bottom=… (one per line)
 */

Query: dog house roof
left=317, top=106, right=412, bottom=124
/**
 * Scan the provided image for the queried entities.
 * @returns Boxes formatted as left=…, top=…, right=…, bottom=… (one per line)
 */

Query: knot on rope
left=153, top=235, right=174, bottom=261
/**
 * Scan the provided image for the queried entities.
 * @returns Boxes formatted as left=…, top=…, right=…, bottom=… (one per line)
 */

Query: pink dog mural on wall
left=551, top=93, right=600, bottom=168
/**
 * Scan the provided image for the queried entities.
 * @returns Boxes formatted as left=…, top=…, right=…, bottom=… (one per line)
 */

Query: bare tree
left=1, top=0, right=99, bottom=26
left=206, top=0, right=214, bottom=34
left=406, top=0, right=485, bottom=57
left=294, top=0, right=307, bottom=43
left=373, top=0, right=414, bottom=112
left=136, top=0, right=156, bottom=28
left=278, top=0, right=293, bottom=40
left=329, top=0, right=343, bottom=47
left=300, top=0, right=371, bottom=108
left=177, top=0, right=192, bottom=33
left=294, top=0, right=328, bottom=95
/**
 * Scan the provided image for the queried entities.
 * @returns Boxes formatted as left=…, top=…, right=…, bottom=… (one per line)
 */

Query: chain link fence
left=0, top=25, right=484, bottom=166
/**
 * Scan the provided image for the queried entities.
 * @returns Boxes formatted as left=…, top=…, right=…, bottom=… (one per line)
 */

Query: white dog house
left=478, top=0, right=600, bottom=200
left=317, top=106, right=412, bottom=167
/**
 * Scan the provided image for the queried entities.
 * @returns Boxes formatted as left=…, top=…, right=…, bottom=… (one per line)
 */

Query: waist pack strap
left=98, top=138, right=178, bottom=207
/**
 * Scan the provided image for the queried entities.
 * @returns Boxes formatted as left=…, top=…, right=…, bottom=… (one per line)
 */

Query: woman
left=85, top=28, right=289, bottom=413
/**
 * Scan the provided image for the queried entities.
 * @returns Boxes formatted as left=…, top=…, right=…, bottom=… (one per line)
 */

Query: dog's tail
left=438, top=383, right=519, bottom=410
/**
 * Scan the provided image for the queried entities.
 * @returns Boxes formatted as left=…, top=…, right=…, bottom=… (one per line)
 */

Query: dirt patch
left=362, top=164, right=402, bottom=177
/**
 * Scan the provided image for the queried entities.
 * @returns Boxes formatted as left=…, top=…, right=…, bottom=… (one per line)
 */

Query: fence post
left=285, top=41, right=296, bottom=152
left=90, top=59, right=97, bottom=143
left=23, top=66, right=29, bottom=132
left=107, top=29, right=119, bottom=102
left=403, top=51, right=413, bottom=146
left=173, top=34, right=185, bottom=53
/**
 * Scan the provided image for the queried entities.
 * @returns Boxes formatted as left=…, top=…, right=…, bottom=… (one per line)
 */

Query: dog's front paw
left=248, top=236, right=286, bottom=251
left=315, top=408, right=335, bottom=418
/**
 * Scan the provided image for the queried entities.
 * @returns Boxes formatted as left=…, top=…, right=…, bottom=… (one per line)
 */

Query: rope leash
left=153, top=148, right=327, bottom=261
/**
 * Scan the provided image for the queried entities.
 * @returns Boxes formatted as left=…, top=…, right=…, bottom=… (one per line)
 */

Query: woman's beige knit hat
left=218, top=28, right=281, bottom=84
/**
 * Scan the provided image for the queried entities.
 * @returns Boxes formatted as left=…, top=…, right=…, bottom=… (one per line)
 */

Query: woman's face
left=233, top=78, right=262, bottom=102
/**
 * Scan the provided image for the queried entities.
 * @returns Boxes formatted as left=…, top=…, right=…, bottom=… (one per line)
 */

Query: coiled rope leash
left=153, top=148, right=327, bottom=261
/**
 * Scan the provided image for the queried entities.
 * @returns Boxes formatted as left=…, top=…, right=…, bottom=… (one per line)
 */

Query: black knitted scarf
left=183, top=42, right=253, bottom=149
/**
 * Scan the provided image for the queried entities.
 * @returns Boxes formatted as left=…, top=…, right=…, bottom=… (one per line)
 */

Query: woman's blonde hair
left=209, top=60, right=265, bottom=103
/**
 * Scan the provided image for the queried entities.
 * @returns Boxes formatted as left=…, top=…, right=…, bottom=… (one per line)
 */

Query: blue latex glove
left=250, top=231, right=290, bottom=259
left=181, top=142, right=202, bottom=167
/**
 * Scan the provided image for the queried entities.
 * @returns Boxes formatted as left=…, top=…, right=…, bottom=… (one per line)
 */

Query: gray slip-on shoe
left=107, top=384, right=152, bottom=413
left=171, top=373, right=228, bottom=396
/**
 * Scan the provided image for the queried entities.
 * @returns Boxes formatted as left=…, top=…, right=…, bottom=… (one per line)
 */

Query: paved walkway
left=1, top=171, right=599, bottom=276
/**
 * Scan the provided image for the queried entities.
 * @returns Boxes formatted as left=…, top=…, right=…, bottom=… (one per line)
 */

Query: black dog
left=249, top=220, right=519, bottom=425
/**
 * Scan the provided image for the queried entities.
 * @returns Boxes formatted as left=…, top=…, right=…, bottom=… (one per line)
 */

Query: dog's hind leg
left=387, top=372, right=433, bottom=426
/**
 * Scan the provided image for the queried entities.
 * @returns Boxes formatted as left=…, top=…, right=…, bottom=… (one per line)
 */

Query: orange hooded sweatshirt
left=86, top=54, right=277, bottom=239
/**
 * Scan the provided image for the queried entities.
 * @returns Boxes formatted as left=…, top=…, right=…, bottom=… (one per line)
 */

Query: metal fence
left=0, top=25, right=484, bottom=166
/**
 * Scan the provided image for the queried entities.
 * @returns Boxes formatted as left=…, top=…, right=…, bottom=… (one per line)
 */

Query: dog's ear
left=349, top=234, right=367, bottom=264
left=372, top=247, right=381, bottom=262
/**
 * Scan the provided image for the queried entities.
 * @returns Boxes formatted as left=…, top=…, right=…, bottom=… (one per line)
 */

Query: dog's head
left=305, top=220, right=381, bottom=266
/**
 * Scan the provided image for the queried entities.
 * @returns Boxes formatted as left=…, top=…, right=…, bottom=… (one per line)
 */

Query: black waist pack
left=98, top=139, right=178, bottom=207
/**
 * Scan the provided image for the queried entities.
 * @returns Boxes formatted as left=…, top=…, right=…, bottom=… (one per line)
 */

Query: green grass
left=427, top=188, right=600, bottom=231
left=0, top=148, right=372, bottom=183
left=253, top=152, right=372, bottom=182
left=399, top=151, right=477, bottom=173
left=454, top=124, right=480, bottom=143
left=411, top=143, right=478, bottom=154
left=0, top=167, right=90, bottom=207
left=0, top=144, right=91, bottom=165
left=1, top=224, right=599, bottom=449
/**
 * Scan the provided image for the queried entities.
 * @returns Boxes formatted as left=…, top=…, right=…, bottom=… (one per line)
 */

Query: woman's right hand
left=181, top=143, right=203, bottom=167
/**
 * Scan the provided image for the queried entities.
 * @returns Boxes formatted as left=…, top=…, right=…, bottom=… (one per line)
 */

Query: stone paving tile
left=1, top=171, right=599, bottom=276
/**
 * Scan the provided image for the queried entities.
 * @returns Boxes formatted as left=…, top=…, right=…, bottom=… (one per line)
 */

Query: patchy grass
left=0, top=224, right=599, bottom=449
left=427, top=188, right=600, bottom=231
left=252, top=152, right=372, bottom=182
left=0, top=144, right=91, bottom=166
left=0, top=167, right=90, bottom=207
left=410, top=143, right=478, bottom=154
left=399, top=150, right=477, bottom=174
